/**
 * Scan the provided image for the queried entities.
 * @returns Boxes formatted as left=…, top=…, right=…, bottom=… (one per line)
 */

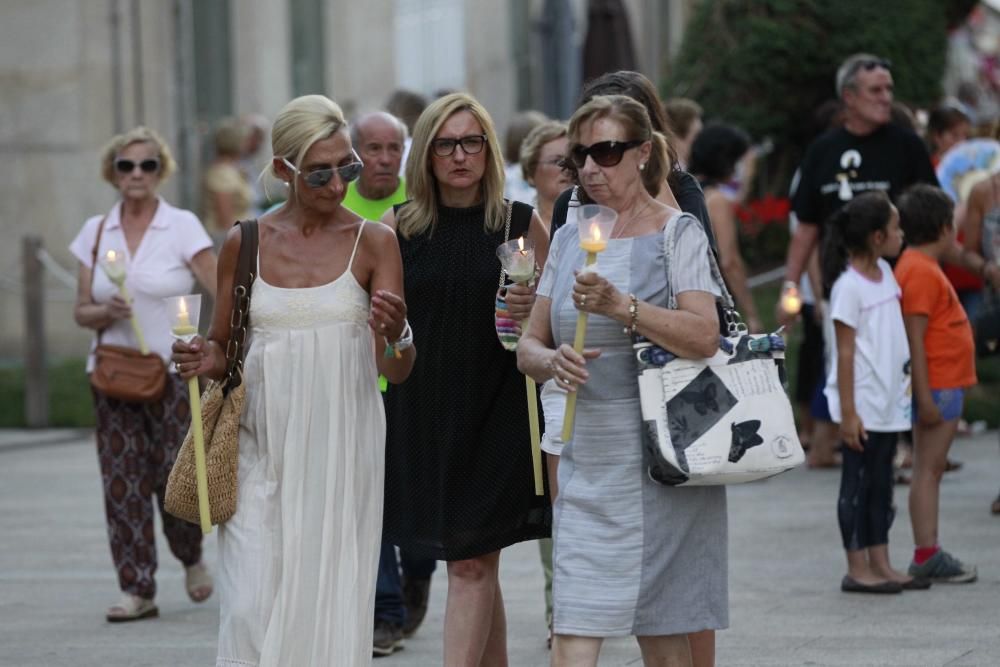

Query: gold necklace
left=611, top=200, right=654, bottom=239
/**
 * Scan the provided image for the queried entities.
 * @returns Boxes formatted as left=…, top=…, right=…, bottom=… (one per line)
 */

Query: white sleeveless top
left=216, top=220, right=386, bottom=667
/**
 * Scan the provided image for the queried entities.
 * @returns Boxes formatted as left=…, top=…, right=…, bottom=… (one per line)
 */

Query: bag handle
left=223, top=219, right=259, bottom=391
left=662, top=213, right=743, bottom=335
left=496, top=199, right=514, bottom=290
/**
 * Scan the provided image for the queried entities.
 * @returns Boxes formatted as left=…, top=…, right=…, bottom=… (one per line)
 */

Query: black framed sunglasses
left=282, top=155, right=364, bottom=188
left=845, top=57, right=892, bottom=83
left=431, top=134, right=487, bottom=157
left=569, top=140, right=644, bottom=169
left=115, top=158, right=160, bottom=174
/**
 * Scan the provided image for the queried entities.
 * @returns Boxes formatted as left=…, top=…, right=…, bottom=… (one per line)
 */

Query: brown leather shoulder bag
left=87, top=213, right=167, bottom=403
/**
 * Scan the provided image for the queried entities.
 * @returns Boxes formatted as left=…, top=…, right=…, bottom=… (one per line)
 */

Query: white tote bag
left=637, top=214, right=805, bottom=486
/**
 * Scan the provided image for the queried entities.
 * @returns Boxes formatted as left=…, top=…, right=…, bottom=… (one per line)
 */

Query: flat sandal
left=106, top=594, right=158, bottom=623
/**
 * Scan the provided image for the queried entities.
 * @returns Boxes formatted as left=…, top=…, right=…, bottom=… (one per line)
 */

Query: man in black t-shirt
left=779, top=53, right=938, bottom=314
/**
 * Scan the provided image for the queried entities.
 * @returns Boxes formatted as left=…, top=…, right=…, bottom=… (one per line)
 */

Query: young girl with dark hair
left=822, top=191, right=928, bottom=594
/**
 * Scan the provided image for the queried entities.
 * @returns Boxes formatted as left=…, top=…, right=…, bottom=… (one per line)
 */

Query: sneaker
left=372, top=620, right=403, bottom=657
left=908, top=549, right=978, bottom=583
left=401, top=577, right=431, bottom=638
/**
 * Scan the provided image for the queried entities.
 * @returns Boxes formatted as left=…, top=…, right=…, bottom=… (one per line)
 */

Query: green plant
left=0, top=358, right=95, bottom=428
left=665, top=0, right=957, bottom=191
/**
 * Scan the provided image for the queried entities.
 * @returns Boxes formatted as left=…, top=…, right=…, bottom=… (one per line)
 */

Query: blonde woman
left=381, top=92, right=552, bottom=665
left=202, top=118, right=253, bottom=239
left=70, top=127, right=217, bottom=622
left=172, top=95, right=413, bottom=666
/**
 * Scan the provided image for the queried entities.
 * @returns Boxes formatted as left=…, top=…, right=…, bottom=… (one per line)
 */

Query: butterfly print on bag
left=728, top=420, right=764, bottom=462
left=665, top=368, right=738, bottom=471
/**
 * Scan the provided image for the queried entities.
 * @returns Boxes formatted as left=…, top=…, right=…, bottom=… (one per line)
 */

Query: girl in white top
left=70, top=126, right=218, bottom=622
left=821, top=191, right=925, bottom=594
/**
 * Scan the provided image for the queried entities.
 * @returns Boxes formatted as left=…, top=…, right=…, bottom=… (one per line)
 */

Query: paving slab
left=1, top=429, right=998, bottom=666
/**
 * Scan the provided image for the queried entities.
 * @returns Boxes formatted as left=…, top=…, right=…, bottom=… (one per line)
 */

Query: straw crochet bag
left=165, top=220, right=257, bottom=525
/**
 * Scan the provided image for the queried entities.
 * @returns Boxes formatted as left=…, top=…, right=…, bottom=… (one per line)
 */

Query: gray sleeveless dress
left=536, top=212, right=729, bottom=637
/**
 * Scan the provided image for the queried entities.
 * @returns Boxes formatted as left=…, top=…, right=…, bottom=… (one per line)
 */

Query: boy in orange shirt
left=895, top=184, right=978, bottom=583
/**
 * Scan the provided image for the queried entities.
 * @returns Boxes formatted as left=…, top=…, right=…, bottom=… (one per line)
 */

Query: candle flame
left=590, top=223, right=602, bottom=242
left=179, top=297, right=188, bottom=316
left=517, top=236, right=525, bottom=251
left=106, top=250, right=117, bottom=262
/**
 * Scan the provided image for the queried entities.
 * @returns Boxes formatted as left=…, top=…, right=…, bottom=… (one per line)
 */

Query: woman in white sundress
left=172, top=95, right=414, bottom=666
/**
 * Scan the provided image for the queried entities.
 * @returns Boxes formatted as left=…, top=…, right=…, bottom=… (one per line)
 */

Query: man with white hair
left=344, top=111, right=408, bottom=221
left=345, top=110, right=437, bottom=657
left=779, top=53, right=938, bottom=298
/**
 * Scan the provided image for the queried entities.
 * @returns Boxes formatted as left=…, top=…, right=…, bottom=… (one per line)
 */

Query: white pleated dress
left=216, top=222, right=385, bottom=667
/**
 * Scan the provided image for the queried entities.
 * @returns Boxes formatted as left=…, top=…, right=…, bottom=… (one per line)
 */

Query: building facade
left=0, top=0, right=696, bottom=359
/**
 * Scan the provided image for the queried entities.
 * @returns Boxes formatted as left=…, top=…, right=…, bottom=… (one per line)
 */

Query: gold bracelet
left=623, top=293, right=639, bottom=336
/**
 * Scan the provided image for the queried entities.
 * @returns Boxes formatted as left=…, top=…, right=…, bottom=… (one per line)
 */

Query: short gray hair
left=836, top=53, right=891, bottom=98
left=350, top=111, right=407, bottom=147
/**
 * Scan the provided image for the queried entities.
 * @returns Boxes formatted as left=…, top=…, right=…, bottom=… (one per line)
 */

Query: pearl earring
left=639, top=163, right=646, bottom=171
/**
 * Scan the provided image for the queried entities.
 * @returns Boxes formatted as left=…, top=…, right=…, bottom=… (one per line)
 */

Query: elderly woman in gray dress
left=518, top=95, right=727, bottom=666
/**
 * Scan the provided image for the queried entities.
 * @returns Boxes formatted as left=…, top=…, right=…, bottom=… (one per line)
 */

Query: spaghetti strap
left=347, top=220, right=366, bottom=272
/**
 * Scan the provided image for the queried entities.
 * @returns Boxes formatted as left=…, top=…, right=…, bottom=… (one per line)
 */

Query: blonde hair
left=398, top=93, right=506, bottom=239
left=213, top=117, right=246, bottom=157
left=520, top=120, right=568, bottom=182
left=265, top=95, right=348, bottom=197
left=568, top=95, right=670, bottom=198
left=100, top=126, right=177, bottom=185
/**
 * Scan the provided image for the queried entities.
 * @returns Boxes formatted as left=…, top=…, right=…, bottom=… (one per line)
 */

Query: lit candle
left=167, top=294, right=211, bottom=534
left=100, top=249, right=149, bottom=355
left=780, top=282, right=802, bottom=315
left=579, top=223, right=608, bottom=253
left=562, top=205, right=617, bottom=442
left=172, top=297, right=195, bottom=334
left=496, top=236, right=543, bottom=495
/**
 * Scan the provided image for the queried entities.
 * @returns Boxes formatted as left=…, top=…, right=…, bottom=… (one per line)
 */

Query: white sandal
left=106, top=594, right=158, bottom=623
left=185, top=562, right=213, bottom=603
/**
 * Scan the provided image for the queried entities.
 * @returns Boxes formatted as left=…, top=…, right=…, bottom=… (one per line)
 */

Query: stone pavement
left=1, top=428, right=998, bottom=666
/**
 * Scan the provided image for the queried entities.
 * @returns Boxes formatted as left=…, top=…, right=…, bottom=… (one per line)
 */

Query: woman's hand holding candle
left=561, top=212, right=615, bottom=441
left=167, top=294, right=211, bottom=534
left=105, top=294, right=133, bottom=321
left=504, top=283, right=536, bottom=322
left=101, top=249, right=150, bottom=354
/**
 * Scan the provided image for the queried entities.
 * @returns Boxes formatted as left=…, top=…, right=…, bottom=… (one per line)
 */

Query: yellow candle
left=176, top=297, right=192, bottom=327
left=102, top=250, right=149, bottom=354
left=579, top=223, right=607, bottom=253
left=187, top=376, right=212, bottom=534
left=561, top=250, right=598, bottom=441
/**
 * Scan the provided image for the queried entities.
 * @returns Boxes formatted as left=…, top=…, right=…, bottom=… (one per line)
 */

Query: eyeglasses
left=431, top=134, right=487, bottom=157
left=115, top=158, right=160, bottom=174
left=282, top=154, right=364, bottom=188
left=569, top=140, right=643, bottom=168
left=538, top=156, right=568, bottom=168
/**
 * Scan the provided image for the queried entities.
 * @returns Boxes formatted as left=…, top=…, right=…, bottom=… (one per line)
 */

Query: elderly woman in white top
left=70, top=126, right=217, bottom=623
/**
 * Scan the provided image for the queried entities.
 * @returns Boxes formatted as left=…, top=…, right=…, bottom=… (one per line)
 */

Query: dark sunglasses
left=431, top=134, right=487, bottom=157
left=282, top=156, right=363, bottom=187
left=569, top=140, right=643, bottom=168
left=845, top=58, right=892, bottom=83
left=115, top=158, right=160, bottom=174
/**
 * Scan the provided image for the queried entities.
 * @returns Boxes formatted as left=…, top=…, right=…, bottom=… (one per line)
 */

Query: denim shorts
left=912, top=388, right=965, bottom=423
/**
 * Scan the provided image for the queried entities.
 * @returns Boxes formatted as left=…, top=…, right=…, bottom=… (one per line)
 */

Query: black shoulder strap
left=549, top=187, right=574, bottom=241
left=510, top=199, right=534, bottom=235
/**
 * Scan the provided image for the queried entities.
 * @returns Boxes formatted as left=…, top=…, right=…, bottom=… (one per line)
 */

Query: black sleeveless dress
left=383, top=201, right=552, bottom=560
